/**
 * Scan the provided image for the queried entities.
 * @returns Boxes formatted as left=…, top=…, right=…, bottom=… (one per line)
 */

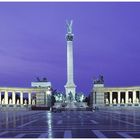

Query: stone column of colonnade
left=118, top=91, right=121, bottom=104
left=125, top=91, right=129, bottom=104
left=109, top=92, right=112, bottom=104
left=28, top=92, right=32, bottom=105
left=12, top=91, right=16, bottom=104
left=20, top=92, right=23, bottom=105
left=133, top=90, right=137, bottom=104
left=4, top=91, right=8, bottom=104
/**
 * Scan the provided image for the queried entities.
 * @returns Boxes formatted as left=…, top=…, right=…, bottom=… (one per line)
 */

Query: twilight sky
left=0, top=2, right=140, bottom=95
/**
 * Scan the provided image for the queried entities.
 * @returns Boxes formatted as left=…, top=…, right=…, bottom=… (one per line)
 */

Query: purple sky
left=0, top=2, right=140, bottom=95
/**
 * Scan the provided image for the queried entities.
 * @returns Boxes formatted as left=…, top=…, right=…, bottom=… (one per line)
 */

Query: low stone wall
left=31, top=105, right=50, bottom=110
left=0, top=105, right=31, bottom=111
left=95, top=105, right=140, bottom=111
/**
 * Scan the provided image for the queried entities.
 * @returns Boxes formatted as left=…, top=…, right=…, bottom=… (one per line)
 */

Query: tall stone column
left=28, top=93, right=31, bottom=105
left=12, top=91, right=16, bottom=105
left=125, top=91, right=129, bottom=104
left=133, top=90, right=136, bottom=104
left=4, top=91, right=8, bottom=104
left=20, top=92, right=23, bottom=105
left=64, top=20, right=76, bottom=101
left=110, top=92, right=112, bottom=104
left=0, top=92, right=1, bottom=104
left=118, top=91, right=120, bottom=104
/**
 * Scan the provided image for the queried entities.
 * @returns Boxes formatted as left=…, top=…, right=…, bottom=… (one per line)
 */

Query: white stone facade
left=0, top=87, right=52, bottom=107
left=92, top=84, right=140, bottom=108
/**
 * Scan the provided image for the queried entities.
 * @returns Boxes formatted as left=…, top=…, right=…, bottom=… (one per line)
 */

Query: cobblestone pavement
left=0, top=109, right=140, bottom=138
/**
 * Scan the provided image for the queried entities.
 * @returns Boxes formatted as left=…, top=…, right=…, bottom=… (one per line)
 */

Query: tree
left=83, top=94, right=91, bottom=106
left=51, top=89, right=57, bottom=106
left=51, top=95, right=56, bottom=106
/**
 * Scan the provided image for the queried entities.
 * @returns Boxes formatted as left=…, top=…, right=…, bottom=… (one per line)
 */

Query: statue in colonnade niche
left=24, top=99, right=27, bottom=105
left=2, top=99, right=4, bottom=104
left=121, top=98, right=124, bottom=104
left=17, top=99, right=19, bottom=105
left=32, top=99, right=35, bottom=105
left=136, top=98, right=139, bottom=104
left=105, top=98, right=109, bottom=104
left=9, top=98, right=12, bottom=104
left=113, top=98, right=116, bottom=104
left=129, top=98, right=132, bottom=103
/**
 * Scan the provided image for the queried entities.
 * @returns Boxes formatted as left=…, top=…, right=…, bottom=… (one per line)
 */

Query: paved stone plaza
left=0, top=109, right=140, bottom=138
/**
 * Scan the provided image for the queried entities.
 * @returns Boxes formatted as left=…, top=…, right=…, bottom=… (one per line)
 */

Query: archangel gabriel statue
left=66, top=20, right=73, bottom=34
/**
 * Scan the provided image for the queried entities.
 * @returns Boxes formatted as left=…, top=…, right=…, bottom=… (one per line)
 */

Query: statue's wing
left=66, top=20, right=69, bottom=26
left=70, top=20, right=73, bottom=27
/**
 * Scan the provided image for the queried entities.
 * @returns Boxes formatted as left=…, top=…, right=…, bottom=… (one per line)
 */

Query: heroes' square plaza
left=1, top=110, right=140, bottom=138
left=0, top=2, right=140, bottom=138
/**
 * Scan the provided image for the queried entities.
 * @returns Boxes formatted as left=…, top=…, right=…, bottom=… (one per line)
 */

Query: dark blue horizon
left=0, top=2, right=140, bottom=96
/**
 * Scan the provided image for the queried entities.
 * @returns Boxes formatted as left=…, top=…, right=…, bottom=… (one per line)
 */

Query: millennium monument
left=64, top=20, right=76, bottom=101
left=1, top=20, right=140, bottom=111
left=53, top=20, right=88, bottom=110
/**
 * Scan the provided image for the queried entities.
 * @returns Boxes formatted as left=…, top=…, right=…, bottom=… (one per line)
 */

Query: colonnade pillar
left=110, top=92, right=112, bottom=104
left=118, top=91, right=121, bottom=104
left=28, top=93, right=31, bottom=105
left=4, top=91, right=8, bottom=104
left=20, top=92, right=23, bottom=105
left=12, top=92, right=16, bottom=105
left=125, top=91, right=129, bottom=104
left=133, top=90, right=136, bottom=104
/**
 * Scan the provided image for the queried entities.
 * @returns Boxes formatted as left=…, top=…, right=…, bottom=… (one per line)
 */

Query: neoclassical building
left=0, top=80, right=52, bottom=110
left=92, top=76, right=140, bottom=108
